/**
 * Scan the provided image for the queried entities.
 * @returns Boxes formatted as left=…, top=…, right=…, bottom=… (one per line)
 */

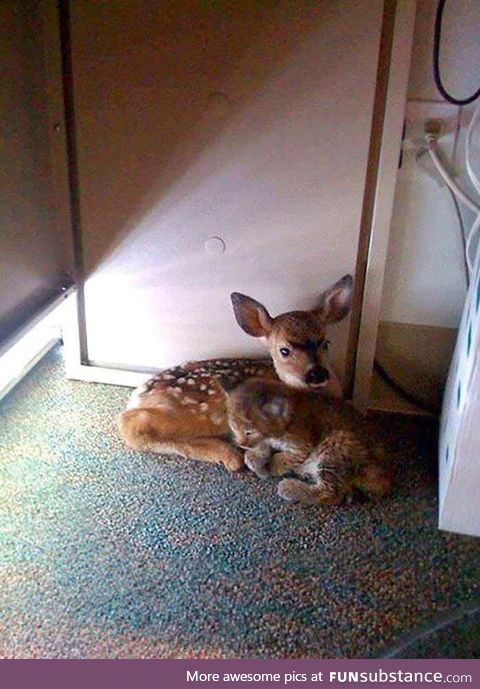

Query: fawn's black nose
left=305, top=366, right=330, bottom=386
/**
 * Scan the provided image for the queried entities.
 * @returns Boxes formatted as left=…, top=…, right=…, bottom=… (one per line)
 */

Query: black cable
left=373, top=359, right=437, bottom=416
left=433, top=0, right=480, bottom=106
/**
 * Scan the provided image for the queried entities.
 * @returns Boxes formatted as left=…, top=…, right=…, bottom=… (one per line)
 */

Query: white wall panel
left=71, top=0, right=383, bottom=373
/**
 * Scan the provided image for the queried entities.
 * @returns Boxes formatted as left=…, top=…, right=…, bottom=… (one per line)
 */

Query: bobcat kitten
left=223, top=378, right=392, bottom=505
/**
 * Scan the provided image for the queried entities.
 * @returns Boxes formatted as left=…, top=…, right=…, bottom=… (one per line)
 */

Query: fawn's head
left=231, top=275, right=353, bottom=390
left=221, top=378, right=294, bottom=449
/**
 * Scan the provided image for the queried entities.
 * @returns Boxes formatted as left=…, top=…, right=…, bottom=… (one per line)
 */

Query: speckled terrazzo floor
left=1, top=345, right=479, bottom=659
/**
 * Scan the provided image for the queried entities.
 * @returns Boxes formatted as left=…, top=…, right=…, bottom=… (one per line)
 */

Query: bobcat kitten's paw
left=278, top=478, right=303, bottom=501
left=245, top=448, right=271, bottom=478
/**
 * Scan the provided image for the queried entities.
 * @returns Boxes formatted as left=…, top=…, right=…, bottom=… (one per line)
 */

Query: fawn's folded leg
left=118, top=408, right=242, bottom=470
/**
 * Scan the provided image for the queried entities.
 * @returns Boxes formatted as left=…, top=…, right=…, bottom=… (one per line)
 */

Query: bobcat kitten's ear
left=262, top=395, right=292, bottom=422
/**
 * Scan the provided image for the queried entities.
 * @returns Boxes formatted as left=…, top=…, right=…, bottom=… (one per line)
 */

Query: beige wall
left=0, top=0, right=72, bottom=340
left=381, top=0, right=480, bottom=328
left=71, top=0, right=384, bottom=372
left=408, top=0, right=480, bottom=102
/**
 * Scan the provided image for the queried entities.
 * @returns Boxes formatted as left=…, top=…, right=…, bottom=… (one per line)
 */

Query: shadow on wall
left=73, top=0, right=356, bottom=275
left=1, top=2, right=69, bottom=338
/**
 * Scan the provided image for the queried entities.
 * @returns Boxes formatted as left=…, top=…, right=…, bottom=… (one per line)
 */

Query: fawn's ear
left=231, top=293, right=273, bottom=337
left=313, top=274, right=353, bottom=324
left=262, top=395, right=292, bottom=422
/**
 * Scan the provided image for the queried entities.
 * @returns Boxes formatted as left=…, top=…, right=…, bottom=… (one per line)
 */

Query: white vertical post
left=353, top=0, right=417, bottom=412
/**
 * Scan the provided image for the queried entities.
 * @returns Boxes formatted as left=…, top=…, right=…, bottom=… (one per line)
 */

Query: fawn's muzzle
left=305, top=366, right=330, bottom=386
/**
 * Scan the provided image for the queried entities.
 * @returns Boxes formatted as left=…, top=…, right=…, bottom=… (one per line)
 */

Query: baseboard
left=64, top=363, right=149, bottom=388
left=61, top=293, right=149, bottom=388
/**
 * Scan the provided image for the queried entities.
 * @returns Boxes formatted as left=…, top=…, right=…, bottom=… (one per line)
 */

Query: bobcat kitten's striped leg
left=278, top=478, right=343, bottom=505
left=354, top=460, right=393, bottom=499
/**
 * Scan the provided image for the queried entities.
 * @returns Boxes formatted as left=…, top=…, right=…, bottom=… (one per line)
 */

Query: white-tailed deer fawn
left=118, top=274, right=353, bottom=471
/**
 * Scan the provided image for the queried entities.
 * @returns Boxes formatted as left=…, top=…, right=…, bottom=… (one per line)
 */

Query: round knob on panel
left=204, top=236, right=226, bottom=255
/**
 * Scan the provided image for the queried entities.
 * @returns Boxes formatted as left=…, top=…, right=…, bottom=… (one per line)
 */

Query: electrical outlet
left=402, top=101, right=458, bottom=156
left=401, top=101, right=459, bottom=183
left=424, top=118, right=445, bottom=138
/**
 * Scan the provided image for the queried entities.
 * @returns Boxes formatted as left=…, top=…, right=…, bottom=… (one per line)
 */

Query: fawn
left=222, top=377, right=392, bottom=504
left=118, top=274, right=353, bottom=471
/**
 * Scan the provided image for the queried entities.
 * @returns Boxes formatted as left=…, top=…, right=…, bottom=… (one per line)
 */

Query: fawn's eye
left=279, top=347, right=290, bottom=357
left=244, top=429, right=255, bottom=436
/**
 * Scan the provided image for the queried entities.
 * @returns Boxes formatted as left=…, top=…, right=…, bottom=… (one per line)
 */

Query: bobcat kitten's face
left=224, top=378, right=292, bottom=449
